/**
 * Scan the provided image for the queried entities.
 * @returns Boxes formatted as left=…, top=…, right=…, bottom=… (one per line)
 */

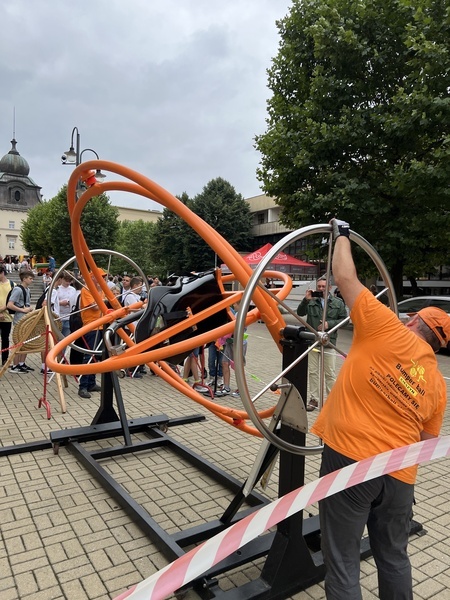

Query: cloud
left=0, top=0, right=291, bottom=209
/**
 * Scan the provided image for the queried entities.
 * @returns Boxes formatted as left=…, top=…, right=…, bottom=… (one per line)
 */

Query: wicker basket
left=12, top=309, right=62, bottom=353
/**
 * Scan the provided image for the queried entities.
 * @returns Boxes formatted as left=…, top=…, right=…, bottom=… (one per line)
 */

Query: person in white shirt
left=54, top=274, right=78, bottom=337
left=106, top=275, right=116, bottom=290
left=123, top=277, right=145, bottom=310
left=120, top=275, right=132, bottom=305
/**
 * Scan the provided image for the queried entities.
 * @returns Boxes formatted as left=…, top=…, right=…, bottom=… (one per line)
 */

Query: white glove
left=331, top=218, right=350, bottom=239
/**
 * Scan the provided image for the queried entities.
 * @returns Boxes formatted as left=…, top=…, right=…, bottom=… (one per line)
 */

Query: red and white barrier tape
left=114, top=436, right=450, bottom=600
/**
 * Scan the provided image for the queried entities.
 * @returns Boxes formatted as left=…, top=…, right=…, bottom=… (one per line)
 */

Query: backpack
left=6, top=283, right=27, bottom=314
left=69, top=295, right=83, bottom=333
left=120, top=290, right=129, bottom=307
left=35, top=285, right=49, bottom=310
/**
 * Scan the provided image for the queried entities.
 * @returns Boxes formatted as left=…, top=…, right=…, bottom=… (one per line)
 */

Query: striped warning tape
left=113, top=436, right=450, bottom=600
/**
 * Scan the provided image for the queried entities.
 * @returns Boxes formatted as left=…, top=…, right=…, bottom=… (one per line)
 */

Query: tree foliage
left=21, top=186, right=120, bottom=264
left=114, top=219, right=158, bottom=276
left=256, top=0, right=450, bottom=292
left=150, top=192, right=192, bottom=277
left=151, top=180, right=253, bottom=275
left=20, top=201, right=51, bottom=260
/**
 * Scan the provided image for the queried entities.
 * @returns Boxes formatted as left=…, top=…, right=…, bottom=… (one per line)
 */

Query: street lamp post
left=79, top=149, right=106, bottom=182
left=61, top=127, right=106, bottom=277
left=62, top=126, right=81, bottom=166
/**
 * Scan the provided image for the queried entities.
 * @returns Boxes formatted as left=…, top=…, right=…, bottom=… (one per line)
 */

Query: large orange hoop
left=46, top=161, right=291, bottom=435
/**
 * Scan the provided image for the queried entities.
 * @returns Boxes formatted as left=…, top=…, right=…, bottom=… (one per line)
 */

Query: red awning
left=243, top=243, right=314, bottom=267
left=221, top=243, right=316, bottom=274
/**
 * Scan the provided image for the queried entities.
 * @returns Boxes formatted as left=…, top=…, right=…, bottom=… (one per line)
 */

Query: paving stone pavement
left=0, top=320, right=449, bottom=600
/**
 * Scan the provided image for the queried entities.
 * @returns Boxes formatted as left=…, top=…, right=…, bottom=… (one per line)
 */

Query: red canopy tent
left=222, top=243, right=317, bottom=276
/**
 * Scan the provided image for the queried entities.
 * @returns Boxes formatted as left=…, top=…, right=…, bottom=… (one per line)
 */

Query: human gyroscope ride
left=42, top=159, right=420, bottom=599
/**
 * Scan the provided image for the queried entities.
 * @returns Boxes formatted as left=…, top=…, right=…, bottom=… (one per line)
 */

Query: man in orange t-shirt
left=312, top=219, right=449, bottom=600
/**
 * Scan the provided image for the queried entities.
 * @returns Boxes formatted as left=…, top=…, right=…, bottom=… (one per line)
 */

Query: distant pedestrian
left=216, top=304, right=247, bottom=398
left=206, top=341, right=223, bottom=388
left=48, top=255, right=56, bottom=274
left=54, top=274, right=78, bottom=337
left=7, top=270, right=35, bottom=374
left=42, top=270, right=52, bottom=290
left=20, top=258, right=30, bottom=272
left=0, top=265, right=14, bottom=366
left=183, top=348, right=209, bottom=393
left=297, top=276, right=347, bottom=411
left=4, top=256, right=12, bottom=274
left=77, top=270, right=105, bottom=399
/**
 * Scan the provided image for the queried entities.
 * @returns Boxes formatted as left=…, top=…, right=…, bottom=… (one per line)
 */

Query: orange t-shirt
left=311, top=288, right=447, bottom=484
left=80, top=287, right=103, bottom=327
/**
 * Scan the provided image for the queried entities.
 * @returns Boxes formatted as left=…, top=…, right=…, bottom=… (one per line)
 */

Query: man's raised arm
left=331, top=219, right=365, bottom=311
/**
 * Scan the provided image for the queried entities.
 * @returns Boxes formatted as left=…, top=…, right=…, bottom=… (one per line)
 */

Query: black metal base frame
left=0, top=335, right=424, bottom=600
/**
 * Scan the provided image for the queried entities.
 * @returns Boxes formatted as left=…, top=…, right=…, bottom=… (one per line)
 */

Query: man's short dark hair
left=19, top=270, right=35, bottom=281
left=130, top=277, right=142, bottom=289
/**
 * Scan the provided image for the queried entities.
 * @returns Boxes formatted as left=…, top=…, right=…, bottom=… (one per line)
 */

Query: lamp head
left=63, top=146, right=77, bottom=164
left=95, top=169, right=106, bottom=182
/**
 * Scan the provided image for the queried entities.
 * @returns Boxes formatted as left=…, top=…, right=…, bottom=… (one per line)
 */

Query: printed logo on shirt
left=409, top=359, right=426, bottom=384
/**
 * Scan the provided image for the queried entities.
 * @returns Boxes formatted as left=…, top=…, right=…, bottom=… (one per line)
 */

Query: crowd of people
left=0, top=264, right=162, bottom=385
left=0, top=259, right=247, bottom=399
left=0, top=254, right=56, bottom=276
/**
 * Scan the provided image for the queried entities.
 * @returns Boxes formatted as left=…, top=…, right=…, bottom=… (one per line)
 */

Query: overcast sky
left=0, top=0, right=291, bottom=211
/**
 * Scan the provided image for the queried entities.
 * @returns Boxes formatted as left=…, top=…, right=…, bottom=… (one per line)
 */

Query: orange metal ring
left=47, top=161, right=291, bottom=436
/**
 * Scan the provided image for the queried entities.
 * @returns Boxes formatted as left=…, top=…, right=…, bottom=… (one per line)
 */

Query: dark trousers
left=319, top=445, right=414, bottom=600
left=79, top=330, right=101, bottom=391
left=208, top=344, right=223, bottom=378
left=0, top=321, right=12, bottom=364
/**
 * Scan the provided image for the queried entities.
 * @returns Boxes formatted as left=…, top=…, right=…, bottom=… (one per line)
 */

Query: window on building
left=9, top=221, right=15, bottom=229
left=14, top=190, right=21, bottom=202
left=258, top=213, right=265, bottom=225
left=7, top=237, right=15, bottom=249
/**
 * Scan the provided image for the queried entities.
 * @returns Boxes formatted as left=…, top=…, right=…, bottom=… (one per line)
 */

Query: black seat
left=134, top=270, right=230, bottom=365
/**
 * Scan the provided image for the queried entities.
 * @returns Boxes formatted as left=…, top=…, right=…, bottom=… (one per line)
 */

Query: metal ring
left=46, top=249, right=149, bottom=356
left=234, top=224, right=396, bottom=454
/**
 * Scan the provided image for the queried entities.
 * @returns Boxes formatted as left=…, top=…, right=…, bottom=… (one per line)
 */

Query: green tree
left=21, top=185, right=120, bottom=265
left=150, top=192, right=192, bottom=277
left=151, top=181, right=253, bottom=275
left=20, top=201, right=52, bottom=259
left=256, top=0, right=450, bottom=293
left=115, top=219, right=158, bottom=276
left=188, top=178, right=253, bottom=271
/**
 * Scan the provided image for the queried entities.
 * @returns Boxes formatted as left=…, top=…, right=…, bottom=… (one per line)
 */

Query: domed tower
left=0, top=138, right=42, bottom=210
left=0, top=138, right=42, bottom=260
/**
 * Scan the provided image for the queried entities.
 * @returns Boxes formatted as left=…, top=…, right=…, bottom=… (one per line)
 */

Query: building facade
left=116, top=205, right=162, bottom=224
left=246, top=193, right=315, bottom=268
left=0, top=139, right=42, bottom=259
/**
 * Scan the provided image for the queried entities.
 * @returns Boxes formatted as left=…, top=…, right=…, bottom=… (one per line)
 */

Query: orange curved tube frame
left=46, top=161, right=291, bottom=436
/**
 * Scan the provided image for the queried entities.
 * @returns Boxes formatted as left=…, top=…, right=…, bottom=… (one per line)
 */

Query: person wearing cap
left=311, top=219, right=448, bottom=600
left=78, top=269, right=106, bottom=399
